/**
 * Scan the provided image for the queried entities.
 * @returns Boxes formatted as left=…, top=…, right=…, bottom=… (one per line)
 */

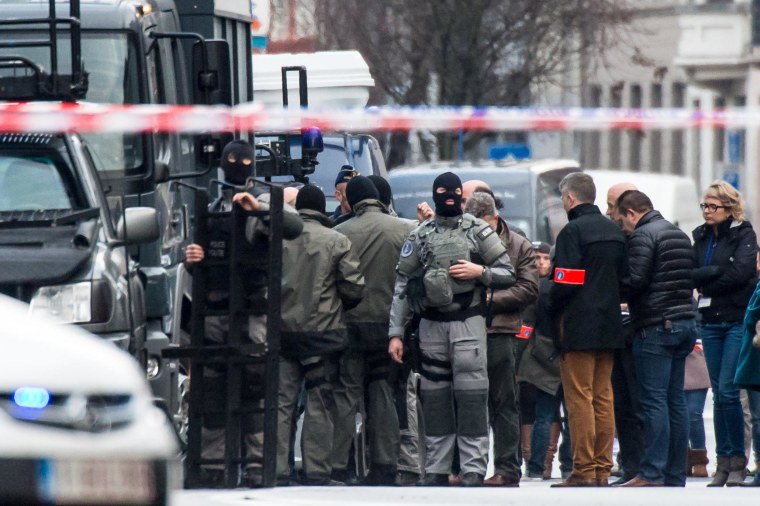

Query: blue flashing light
left=13, top=387, right=51, bottom=409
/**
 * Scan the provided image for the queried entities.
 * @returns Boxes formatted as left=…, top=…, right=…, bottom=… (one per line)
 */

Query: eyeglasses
left=699, top=203, right=728, bottom=212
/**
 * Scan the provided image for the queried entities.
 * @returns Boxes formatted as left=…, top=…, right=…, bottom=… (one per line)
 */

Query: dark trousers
left=611, top=343, right=644, bottom=479
left=632, top=319, right=695, bottom=486
left=487, top=334, right=521, bottom=479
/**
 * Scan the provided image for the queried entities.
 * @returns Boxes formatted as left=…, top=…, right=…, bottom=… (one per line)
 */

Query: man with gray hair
left=549, top=172, right=629, bottom=487
left=464, top=191, right=538, bottom=487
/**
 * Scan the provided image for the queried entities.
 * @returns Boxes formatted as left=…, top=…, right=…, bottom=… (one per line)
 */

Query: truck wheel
left=176, top=372, right=190, bottom=448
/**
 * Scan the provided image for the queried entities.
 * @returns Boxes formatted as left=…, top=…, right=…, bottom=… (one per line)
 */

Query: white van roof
left=395, top=158, right=580, bottom=174
left=252, top=50, right=375, bottom=108
left=585, top=169, right=703, bottom=236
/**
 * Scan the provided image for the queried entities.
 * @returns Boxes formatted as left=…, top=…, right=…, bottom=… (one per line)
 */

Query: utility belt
left=420, top=302, right=483, bottom=322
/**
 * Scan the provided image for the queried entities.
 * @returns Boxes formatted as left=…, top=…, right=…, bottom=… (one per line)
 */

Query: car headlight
left=30, top=282, right=92, bottom=324
left=146, top=356, right=160, bottom=379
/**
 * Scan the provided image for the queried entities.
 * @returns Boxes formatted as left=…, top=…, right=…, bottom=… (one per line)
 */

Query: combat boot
left=417, top=473, right=449, bottom=486
left=707, top=455, right=730, bottom=487
left=461, top=472, right=484, bottom=487
left=725, top=455, right=747, bottom=486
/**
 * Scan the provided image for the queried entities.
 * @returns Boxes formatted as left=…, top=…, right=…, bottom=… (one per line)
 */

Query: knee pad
left=420, top=387, right=455, bottom=436
left=455, top=389, right=488, bottom=437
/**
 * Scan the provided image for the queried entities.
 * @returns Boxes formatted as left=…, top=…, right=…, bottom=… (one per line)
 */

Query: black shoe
left=365, top=465, right=397, bottom=486
left=306, top=475, right=345, bottom=486
left=610, top=475, right=635, bottom=487
left=461, top=472, right=484, bottom=487
left=395, top=471, right=420, bottom=486
left=417, top=473, right=449, bottom=486
left=196, top=469, right=225, bottom=488
left=241, top=468, right=263, bottom=488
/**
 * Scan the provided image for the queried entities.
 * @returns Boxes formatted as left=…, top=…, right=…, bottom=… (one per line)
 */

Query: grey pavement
left=173, top=479, right=757, bottom=506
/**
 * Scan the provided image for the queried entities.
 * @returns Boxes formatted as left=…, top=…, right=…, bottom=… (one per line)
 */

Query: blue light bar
left=13, top=387, right=51, bottom=409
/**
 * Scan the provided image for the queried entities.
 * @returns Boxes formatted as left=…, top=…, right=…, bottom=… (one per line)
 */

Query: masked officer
left=388, top=171, right=517, bottom=487
left=184, top=139, right=303, bottom=487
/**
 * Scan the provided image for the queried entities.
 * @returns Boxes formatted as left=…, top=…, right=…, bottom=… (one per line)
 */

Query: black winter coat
left=549, top=203, right=628, bottom=352
left=692, top=219, right=757, bottom=323
left=627, top=211, right=695, bottom=329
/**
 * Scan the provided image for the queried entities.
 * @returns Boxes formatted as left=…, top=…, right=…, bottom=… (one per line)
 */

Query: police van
left=389, top=159, right=581, bottom=243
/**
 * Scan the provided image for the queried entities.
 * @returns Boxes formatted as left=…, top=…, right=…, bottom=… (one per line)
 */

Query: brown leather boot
left=726, top=455, right=747, bottom=486
left=543, top=422, right=561, bottom=479
left=690, top=449, right=709, bottom=478
left=707, top=455, right=730, bottom=487
left=520, top=424, right=532, bottom=468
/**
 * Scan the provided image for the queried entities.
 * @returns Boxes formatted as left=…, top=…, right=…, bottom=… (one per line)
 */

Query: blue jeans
left=526, top=388, right=561, bottom=476
left=700, top=322, right=745, bottom=457
left=685, top=389, right=707, bottom=450
left=632, top=319, right=696, bottom=485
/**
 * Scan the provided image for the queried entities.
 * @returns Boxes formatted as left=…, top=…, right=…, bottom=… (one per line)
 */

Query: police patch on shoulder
left=400, top=240, right=414, bottom=257
left=477, top=226, right=495, bottom=240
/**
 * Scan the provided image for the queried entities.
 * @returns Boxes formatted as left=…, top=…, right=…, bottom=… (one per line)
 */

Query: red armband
left=516, top=325, right=534, bottom=340
left=553, top=268, right=586, bottom=285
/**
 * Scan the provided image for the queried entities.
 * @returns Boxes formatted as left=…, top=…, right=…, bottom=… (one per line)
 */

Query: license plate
left=37, top=459, right=155, bottom=504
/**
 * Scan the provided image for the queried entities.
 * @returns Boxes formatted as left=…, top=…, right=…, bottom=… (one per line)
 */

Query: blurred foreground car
left=0, top=295, right=178, bottom=505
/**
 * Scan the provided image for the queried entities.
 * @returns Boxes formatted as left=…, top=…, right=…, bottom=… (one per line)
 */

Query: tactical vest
left=205, top=210, right=269, bottom=310
left=416, top=216, right=477, bottom=307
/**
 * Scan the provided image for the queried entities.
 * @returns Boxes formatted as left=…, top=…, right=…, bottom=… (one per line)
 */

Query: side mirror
left=192, top=39, right=232, bottom=106
left=117, top=207, right=159, bottom=245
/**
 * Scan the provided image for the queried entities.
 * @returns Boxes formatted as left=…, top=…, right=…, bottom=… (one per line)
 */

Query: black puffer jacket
left=549, top=203, right=629, bottom=352
left=627, top=211, right=694, bottom=329
left=692, top=219, right=757, bottom=323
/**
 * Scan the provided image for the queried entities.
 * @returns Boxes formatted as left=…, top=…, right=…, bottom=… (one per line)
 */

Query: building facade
left=565, top=0, right=760, bottom=226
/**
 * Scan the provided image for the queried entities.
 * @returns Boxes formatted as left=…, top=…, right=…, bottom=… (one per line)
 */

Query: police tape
left=0, top=102, right=755, bottom=133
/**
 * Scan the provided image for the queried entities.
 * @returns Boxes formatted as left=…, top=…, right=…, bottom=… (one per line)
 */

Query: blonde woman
left=692, top=180, right=758, bottom=486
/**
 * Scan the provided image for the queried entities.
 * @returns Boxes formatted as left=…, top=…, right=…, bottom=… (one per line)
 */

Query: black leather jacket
left=627, top=211, right=695, bottom=329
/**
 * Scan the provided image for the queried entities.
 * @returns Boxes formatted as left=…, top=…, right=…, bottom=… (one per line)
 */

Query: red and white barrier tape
left=0, top=102, right=755, bottom=133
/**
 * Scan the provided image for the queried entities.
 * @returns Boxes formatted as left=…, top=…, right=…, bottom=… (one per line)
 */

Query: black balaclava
left=221, top=140, right=254, bottom=185
left=367, top=175, right=392, bottom=206
left=346, top=175, right=379, bottom=209
left=432, top=171, right=463, bottom=217
left=295, top=184, right=326, bottom=214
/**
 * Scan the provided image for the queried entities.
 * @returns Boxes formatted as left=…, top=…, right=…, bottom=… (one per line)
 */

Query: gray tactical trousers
left=331, top=349, right=401, bottom=473
left=276, top=355, right=338, bottom=483
left=397, top=370, right=425, bottom=476
left=417, top=314, right=489, bottom=476
left=201, top=315, right=267, bottom=478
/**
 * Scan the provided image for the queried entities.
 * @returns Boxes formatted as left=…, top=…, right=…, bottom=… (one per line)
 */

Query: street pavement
left=173, top=386, right=760, bottom=505
left=173, top=478, right=757, bottom=506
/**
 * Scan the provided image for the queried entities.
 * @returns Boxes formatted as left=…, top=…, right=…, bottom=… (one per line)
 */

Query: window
left=650, top=84, right=663, bottom=172
left=0, top=31, right=146, bottom=177
left=0, top=156, right=74, bottom=211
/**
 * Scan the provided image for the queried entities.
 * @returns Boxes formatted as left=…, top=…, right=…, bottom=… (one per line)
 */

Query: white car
left=0, top=295, right=178, bottom=505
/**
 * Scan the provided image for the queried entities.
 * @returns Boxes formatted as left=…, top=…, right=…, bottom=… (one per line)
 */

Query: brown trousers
left=559, top=350, right=615, bottom=481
